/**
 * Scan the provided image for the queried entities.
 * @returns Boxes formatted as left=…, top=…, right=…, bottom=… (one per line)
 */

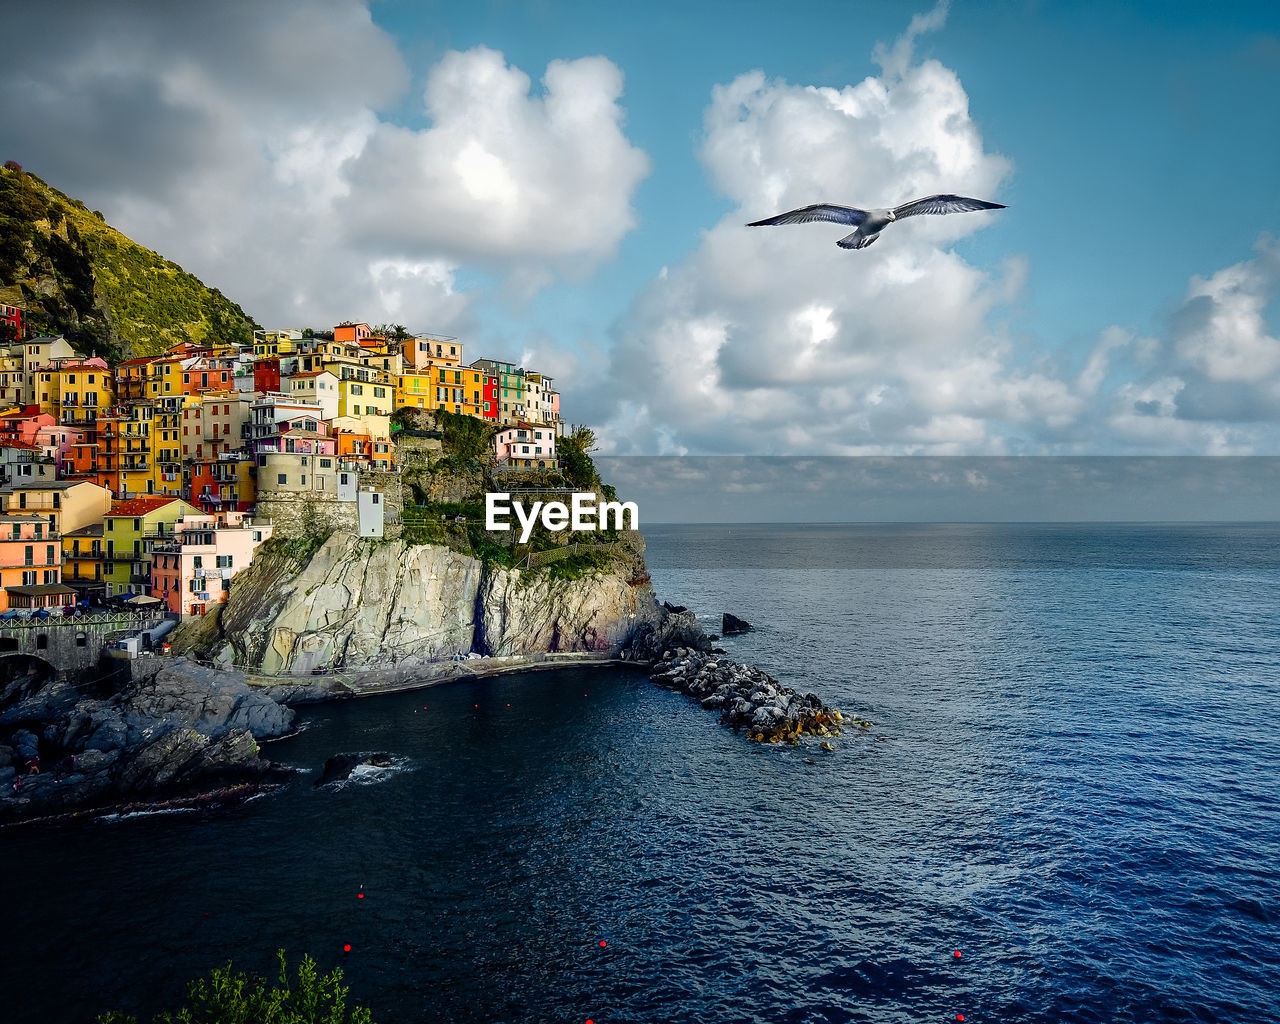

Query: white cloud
left=599, top=5, right=1023, bottom=454
left=339, top=49, right=650, bottom=268
left=1170, top=237, right=1280, bottom=382
left=0, top=1, right=649, bottom=337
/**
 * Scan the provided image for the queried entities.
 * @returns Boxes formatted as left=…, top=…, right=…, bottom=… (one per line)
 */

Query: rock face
left=205, top=533, right=663, bottom=672
left=317, top=752, right=394, bottom=786
left=0, top=659, right=292, bottom=822
left=478, top=564, right=660, bottom=656
left=218, top=535, right=485, bottom=674
left=625, top=607, right=713, bottom=662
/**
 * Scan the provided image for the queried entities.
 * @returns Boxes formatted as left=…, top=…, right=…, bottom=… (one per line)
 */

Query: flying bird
left=746, top=194, right=1006, bottom=250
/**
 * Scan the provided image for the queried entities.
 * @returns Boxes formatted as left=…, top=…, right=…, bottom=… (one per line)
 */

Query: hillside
left=0, top=163, right=258, bottom=360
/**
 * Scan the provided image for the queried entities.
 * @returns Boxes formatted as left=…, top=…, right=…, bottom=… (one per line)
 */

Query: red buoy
left=599, top=940, right=607, bottom=947
left=957, top=1016, right=964, bottom=1022
left=954, top=950, right=962, bottom=959
left=357, top=893, right=365, bottom=900
left=343, top=945, right=351, bottom=952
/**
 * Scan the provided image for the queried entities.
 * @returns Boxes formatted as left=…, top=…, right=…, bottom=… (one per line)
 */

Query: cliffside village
left=0, top=305, right=566, bottom=619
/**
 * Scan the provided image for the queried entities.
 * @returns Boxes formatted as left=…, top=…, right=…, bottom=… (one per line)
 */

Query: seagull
left=746, top=194, right=1006, bottom=250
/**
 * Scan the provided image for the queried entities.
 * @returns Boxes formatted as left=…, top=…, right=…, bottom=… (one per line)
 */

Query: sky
left=3, top=0, right=1280, bottom=457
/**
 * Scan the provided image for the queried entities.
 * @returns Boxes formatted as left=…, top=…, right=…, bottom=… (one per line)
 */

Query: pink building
left=495, top=422, right=557, bottom=469
left=0, top=411, right=56, bottom=445
left=151, top=511, right=274, bottom=617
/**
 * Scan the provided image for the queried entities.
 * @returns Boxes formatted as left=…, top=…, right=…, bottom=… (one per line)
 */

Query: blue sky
left=375, top=0, right=1280, bottom=391
left=3, top=0, right=1279, bottom=454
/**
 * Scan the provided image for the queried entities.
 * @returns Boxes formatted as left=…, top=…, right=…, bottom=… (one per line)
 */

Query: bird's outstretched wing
left=747, top=203, right=869, bottom=227
left=892, top=194, right=1006, bottom=219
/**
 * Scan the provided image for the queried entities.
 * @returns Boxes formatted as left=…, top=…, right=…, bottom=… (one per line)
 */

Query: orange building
left=0, top=512, right=66, bottom=610
left=334, top=431, right=395, bottom=471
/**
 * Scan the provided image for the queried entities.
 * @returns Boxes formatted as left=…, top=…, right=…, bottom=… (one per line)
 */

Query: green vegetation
left=97, top=951, right=377, bottom=1024
left=0, top=164, right=258, bottom=360
left=260, top=533, right=330, bottom=563
left=436, top=408, right=495, bottom=468
left=370, top=323, right=410, bottom=340
left=557, top=426, right=599, bottom=489
left=542, top=548, right=617, bottom=581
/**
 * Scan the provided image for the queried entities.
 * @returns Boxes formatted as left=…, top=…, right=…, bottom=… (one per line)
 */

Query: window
left=22, top=571, right=35, bottom=585
left=372, top=493, right=380, bottom=504
left=277, top=473, right=287, bottom=484
left=193, top=555, right=203, bottom=569
left=216, top=555, right=232, bottom=568
left=46, top=545, right=54, bottom=564
left=319, top=458, right=332, bottom=468
left=24, top=545, right=32, bottom=565
left=43, top=569, right=55, bottom=583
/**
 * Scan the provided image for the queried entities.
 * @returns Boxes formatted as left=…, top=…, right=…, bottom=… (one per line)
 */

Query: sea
left=2, top=523, right=1278, bottom=1024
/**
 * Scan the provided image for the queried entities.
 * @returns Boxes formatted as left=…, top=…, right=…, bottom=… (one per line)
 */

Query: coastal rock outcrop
left=216, top=535, right=485, bottom=674
left=650, top=647, right=843, bottom=743
left=317, top=752, right=394, bottom=786
left=722, top=612, right=753, bottom=635
left=0, top=658, right=291, bottom=823
left=478, top=564, right=661, bottom=656
left=199, top=532, right=663, bottom=672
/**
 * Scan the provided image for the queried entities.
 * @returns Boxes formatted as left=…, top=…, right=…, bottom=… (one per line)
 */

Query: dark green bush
left=96, top=951, right=378, bottom=1024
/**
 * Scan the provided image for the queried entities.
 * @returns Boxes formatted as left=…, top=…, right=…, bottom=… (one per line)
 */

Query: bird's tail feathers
left=837, top=231, right=878, bottom=250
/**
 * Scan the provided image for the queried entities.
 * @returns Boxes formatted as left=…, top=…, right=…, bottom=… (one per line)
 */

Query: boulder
left=722, top=613, right=753, bottom=635
left=317, top=752, right=395, bottom=786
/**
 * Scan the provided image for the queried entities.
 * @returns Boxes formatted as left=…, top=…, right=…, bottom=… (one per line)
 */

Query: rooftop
left=106, top=496, right=184, bottom=517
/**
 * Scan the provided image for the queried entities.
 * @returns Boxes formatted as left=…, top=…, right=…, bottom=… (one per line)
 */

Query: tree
left=558, top=427, right=599, bottom=489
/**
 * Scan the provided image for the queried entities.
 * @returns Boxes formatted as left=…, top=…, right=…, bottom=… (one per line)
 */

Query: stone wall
left=0, top=611, right=167, bottom=678
left=254, top=492, right=359, bottom=540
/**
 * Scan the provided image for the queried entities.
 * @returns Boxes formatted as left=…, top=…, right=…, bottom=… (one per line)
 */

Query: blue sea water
left=3, top=523, right=1279, bottom=1024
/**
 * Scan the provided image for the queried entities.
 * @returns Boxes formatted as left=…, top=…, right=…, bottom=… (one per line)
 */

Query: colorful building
left=0, top=513, right=64, bottom=611
left=57, top=358, right=114, bottom=428
left=185, top=453, right=256, bottom=513
left=101, top=495, right=201, bottom=598
left=472, top=358, right=527, bottom=425
left=495, top=422, right=558, bottom=469
left=151, top=511, right=273, bottom=617
left=0, top=478, right=112, bottom=536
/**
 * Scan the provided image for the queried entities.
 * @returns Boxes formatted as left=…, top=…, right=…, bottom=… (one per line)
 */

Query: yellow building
left=253, top=329, right=301, bottom=358
left=62, top=522, right=107, bottom=597
left=20, top=335, right=74, bottom=405
left=102, top=495, right=200, bottom=597
left=394, top=363, right=484, bottom=417
left=0, top=346, right=26, bottom=409
left=57, top=359, right=115, bottom=428
left=336, top=371, right=395, bottom=419
left=0, top=478, right=112, bottom=535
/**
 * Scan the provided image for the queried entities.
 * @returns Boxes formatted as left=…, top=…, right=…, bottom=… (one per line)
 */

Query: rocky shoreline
left=0, top=661, right=294, bottom=826
left=0, top=601, right=848, bottom=825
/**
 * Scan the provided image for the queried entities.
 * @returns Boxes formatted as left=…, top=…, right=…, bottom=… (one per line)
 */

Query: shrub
left=97, top=951, right=378, bottom=1024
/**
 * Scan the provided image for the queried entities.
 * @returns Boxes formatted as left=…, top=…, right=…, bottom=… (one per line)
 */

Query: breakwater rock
left=649, top=647, right=843, bottom=743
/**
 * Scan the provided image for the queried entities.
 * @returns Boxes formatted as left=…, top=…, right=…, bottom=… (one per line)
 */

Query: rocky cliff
left=185, top=532, right=663, bottom=676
